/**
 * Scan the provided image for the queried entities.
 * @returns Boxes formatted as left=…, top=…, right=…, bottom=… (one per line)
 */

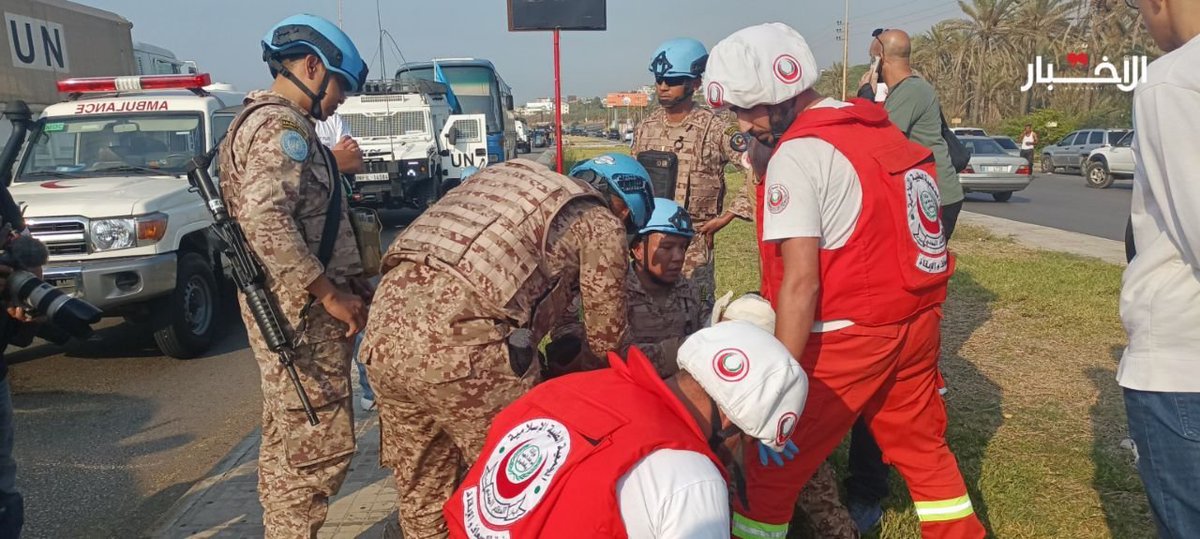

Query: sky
left=82, top=0, right=969, bottom=104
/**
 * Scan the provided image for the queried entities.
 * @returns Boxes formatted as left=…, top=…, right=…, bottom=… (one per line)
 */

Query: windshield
left=17, top=113, right=205, bottom=181
left=993, top=137, right=1018, bottom=149
left=963, top=138, right=1006, bottom=155
left=397, top=65, right=502, bottom=134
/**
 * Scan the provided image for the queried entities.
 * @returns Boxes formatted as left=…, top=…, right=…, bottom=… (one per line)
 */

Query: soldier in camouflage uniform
left=219, top=15, right=372, bottom=539
left=360, top=153, right=655, bottom=538
left=632, top=38, right=754, bottom=312
left=549, top=198, right=706, bottom=378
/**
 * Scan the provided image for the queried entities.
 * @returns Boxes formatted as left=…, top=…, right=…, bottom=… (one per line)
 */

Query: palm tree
left=950, top=0, right=1020, bottom=124
left=1009, top=0, right=1074, bottom=114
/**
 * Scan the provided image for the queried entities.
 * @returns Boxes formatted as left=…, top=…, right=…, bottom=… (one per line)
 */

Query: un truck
left=0, top=0, right=137, bottom=141
left=336, top=79, right=487, bottom=210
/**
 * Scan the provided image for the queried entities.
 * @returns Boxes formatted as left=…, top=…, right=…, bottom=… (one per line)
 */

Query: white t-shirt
left=1118, top=33, right=1200, bottom=392
left=1020, top=133, right=1036, bottom=150
left=761, top=98, right=863, bottom=332
left=616, top=449, right=729, bottom=538
left=315, top=113, right=350, bottom=148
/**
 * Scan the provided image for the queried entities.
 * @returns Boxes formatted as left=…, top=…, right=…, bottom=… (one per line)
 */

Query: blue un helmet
left=262, top=14, right=369, bottom=117
left=639, top=198, right=694, bottom=239
left=569, top=153, right=655, bottom=230
left=648, top=38, right=709, bottom=80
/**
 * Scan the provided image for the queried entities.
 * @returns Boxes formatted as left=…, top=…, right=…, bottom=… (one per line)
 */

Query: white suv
left=1084, top=131, right=1135, bottom=189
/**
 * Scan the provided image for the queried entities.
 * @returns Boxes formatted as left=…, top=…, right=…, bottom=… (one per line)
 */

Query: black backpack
left=939, top=112, right=972, bottom=173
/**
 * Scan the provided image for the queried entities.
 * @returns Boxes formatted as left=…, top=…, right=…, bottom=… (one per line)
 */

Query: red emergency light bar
left=56, top=73, right=212, bottom=95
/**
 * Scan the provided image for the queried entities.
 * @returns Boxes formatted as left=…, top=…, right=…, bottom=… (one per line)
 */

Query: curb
left=958, top=211, right=1127, bottom=267
left=147, top=427, right=262, bottom=538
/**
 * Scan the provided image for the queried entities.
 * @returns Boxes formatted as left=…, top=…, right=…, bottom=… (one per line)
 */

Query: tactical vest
left=634, top=107, right=727, bottom=222
left=444, top=347, right=724, bottom=538
left=389, top=159, right=603, bottom=328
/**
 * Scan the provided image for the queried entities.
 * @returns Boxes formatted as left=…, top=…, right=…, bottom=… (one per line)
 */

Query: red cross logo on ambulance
left=903, top=168, right=948, bottom=274
left=467, top=419, right=571, bottom=532
left=713, top=348, right=749, bottom=382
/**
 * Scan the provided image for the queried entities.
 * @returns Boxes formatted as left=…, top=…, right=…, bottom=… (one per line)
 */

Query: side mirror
left=447, top=128, right=458, bottom=146
left=505, top=95, right=514, bottom=111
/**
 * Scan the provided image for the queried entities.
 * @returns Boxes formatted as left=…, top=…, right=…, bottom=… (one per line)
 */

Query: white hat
left=702, top=23, right=820, bottom=110
left=711, top=291, right=776, bottom=333
left=678, top=320, right=808, bottom=451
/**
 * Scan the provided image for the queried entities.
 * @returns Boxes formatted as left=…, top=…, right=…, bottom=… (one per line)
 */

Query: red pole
left=553, top=28, right=564, bottom=173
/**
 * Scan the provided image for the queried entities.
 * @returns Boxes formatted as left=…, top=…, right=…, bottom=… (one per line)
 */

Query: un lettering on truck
left=0, top=0, right=135, bottom=140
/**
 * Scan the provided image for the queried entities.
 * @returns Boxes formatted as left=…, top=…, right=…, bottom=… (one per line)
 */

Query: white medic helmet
left=702, top=22, right=820, bottom=110
left=677, top=320, right=807, bottom=452
left=710, top=291, right=776, bottom=333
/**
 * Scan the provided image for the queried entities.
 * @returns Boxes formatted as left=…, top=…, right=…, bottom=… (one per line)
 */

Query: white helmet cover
left=678, top=320, right=808, bottom=451
left=702, top=22, right=820, bottom=110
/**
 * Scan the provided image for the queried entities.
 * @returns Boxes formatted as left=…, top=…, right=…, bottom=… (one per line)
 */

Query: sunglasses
left=654, top=75, right=692, bottom=87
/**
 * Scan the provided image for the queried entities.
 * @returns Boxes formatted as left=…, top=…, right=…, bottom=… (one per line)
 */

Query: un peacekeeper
left=632, top=38, right=754, bottom=312
left=359, top=153, right=654, bottom=538
left=550, top=197, right=705, bottom=378
left=218, top=14, right=371, bottom=538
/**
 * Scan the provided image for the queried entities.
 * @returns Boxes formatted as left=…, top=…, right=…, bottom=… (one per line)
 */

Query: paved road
left=5, top=148, right=554, bottom=538
left=961, top=172, right=1133, bottom=241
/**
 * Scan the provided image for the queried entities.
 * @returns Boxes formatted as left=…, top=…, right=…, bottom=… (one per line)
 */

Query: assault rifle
left=186, top=148, right=319, bottom=425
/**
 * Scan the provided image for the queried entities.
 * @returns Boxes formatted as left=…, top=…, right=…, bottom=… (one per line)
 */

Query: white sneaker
left=360, top=396, right=376, bottom=412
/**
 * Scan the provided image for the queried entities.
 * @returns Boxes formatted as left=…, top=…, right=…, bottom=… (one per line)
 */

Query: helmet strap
left=272, top=56, right=332, bottom=120
left=707, top=397, right=751, bottom=509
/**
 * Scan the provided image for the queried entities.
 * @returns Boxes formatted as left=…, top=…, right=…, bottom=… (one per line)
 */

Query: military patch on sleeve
left=725, top=124, right=740, bottom=137
left=278, top=117, right=304, bottom=134
left=280, top=130, right=309, bottom=162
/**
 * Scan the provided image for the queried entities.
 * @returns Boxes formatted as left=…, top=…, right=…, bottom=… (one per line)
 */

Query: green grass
left=707, top=173, right=1151, bottom=538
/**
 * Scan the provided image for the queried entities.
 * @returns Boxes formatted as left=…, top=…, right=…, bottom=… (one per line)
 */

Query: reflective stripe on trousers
left=732, top=513, right=789, bottom=539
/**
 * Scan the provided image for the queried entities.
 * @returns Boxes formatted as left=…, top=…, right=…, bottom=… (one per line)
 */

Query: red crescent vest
left=444, top=347, right=725, bottom=538
left=756, top=99, right=953, bottom=326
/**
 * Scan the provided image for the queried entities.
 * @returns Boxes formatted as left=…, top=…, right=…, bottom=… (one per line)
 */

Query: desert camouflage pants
left=249, top=333, right=355, bottom=539
left=685, top=229, right=716, bottom=314
left=797, top=461, right=859, bottom=538
left=360, top=262, right=536, bottom=538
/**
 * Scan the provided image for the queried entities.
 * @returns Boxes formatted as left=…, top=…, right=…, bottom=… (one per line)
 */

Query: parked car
left=1042, top=128, right=1130, bottom=175
left=951, top=127, right=989, bottom=137
left=991, top=136, right=1022, bottom=157
left=606, top=130, right=620, bottom=140
left=1084, top=130, right=1135, bottom=189
left=958, top=136, right=1033, bottom=202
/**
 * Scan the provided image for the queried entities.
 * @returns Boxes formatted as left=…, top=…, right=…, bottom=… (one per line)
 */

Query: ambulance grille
left=341, top=111, right=427, bottom=139
left=28, top=220, right=88, bottom=256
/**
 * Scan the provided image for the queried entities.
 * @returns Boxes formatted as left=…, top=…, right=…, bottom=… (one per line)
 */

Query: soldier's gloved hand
left=757, top=439, right=799, bottom=467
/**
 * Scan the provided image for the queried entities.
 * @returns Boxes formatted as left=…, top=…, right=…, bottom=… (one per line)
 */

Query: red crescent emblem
left=40, top=181, right=75, bottom=189
left=494, top=441, right=547, bottom=499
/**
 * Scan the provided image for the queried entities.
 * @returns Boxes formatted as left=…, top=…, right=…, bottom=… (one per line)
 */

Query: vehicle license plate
left=357, top=172, right=389, bottom=182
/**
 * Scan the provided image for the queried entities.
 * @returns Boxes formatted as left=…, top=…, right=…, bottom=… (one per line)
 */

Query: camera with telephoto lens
left=0, top=231, right=102, bottom=345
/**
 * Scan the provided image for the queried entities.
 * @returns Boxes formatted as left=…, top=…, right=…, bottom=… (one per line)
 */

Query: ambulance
left=5, top=73, right=243, bottom=359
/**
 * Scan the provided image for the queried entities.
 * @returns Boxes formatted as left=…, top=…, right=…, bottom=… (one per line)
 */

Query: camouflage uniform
left=219, top=91, right=362, bottom=539
left=797, top=462, right=859, bottom=538
left=631, top=106, right=752, bottom=310
left=359, top=159, right=629, bottom=539
left=557, top=268, right=705, bottom=377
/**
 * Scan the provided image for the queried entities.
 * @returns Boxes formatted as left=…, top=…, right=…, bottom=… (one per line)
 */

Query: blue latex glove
left=757, top=439, right=799, bottom=467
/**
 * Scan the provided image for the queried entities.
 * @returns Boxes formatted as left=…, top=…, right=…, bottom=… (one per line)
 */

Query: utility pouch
left=637, top=150, right=678, bottom=200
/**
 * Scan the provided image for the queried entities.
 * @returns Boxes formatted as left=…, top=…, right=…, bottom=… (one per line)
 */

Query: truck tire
left=1086, top=160, right=1114, bottom=189
left=153, top=252, right=219, bottom=359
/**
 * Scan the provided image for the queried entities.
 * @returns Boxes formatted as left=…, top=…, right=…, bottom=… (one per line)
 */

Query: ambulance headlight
left=90, top=213, right=168, bottom=251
